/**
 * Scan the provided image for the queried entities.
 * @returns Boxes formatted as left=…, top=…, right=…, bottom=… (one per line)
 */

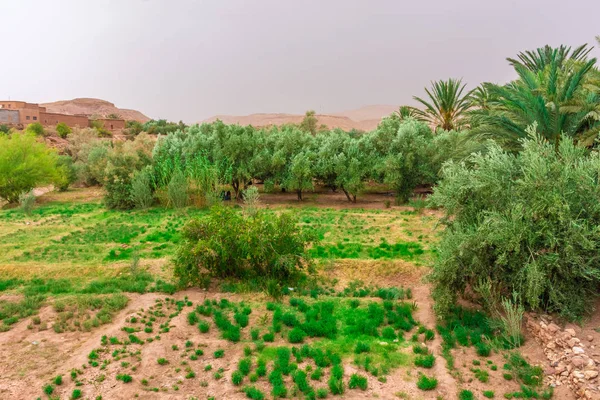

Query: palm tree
left=413, top=78, right=473, bottom=131
left=472, top=45, right=600, bottom=150
left=394, top=105, right=418, bottom=120
left=507, top=44, right=593, bottom=72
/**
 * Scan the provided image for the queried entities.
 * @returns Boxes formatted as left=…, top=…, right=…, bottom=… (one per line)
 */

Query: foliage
left=431, top=131, right=600, bottom=319
left=103, top=141, right=151, bottom=210
left=300, top=110, right=318, bottom=135
left=472, top=45, right=600, bottom=149
left=54, top=155, right=78, bottom=191
left=19, top=191, right=36, bottom=216
left=0, top=132, right=58, bottom=203
left=413, top=78, right=473, bottom=130
left=284, top=152, right=314, bottom=200
left=130, top=166, right=154, bottom=209
left=174, top=206, right=316, bottom=286
left=90, top=120, right=111, bottom=137
left=167, top=168, right=188, bottom=208
left=416, top=373, right=438, bottom=390
left=25, top=122, right=45, bottom=136
left=56, top=122, right=72, bottom=139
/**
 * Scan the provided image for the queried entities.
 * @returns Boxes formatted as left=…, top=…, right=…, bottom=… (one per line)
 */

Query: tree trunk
left=297, top=190, right=302, bottom=201
left=342, top=188, right=356, bottom=203
left=232, top=180, right=240, bottom=200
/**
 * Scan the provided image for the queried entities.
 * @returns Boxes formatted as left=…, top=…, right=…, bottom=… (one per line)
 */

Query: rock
left=546, top=342, right=557, bottom=350
left=569, top=338, right=581, bottom=347
left=566, top=328, right=577, bottom=337
left=588, top=335, right=595, bottom=342
left=548, top=323, right=561, bottom=333
left=584, top=370, right=599, bottom=379
left=573, top=357, right=586, bottom=368
left=556, top=363, right=567, bottom=373
left=574, top=347, right=586, bottom=354
left=544, top=367, right=556, bottom=375
left=574, top=371, right=586, bottom=379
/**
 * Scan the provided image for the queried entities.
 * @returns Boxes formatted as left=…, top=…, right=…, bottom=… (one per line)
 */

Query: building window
left=111, top=124, right=114, bottom=129
left=33, top=116, right=37, bottom=121
left=26, top=116, right=30, bottom=120
left=44, top=120, right=47, bottom=123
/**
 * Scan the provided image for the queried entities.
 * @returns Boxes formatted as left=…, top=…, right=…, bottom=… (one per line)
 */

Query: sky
left=1, top=0, right=599, bottom=122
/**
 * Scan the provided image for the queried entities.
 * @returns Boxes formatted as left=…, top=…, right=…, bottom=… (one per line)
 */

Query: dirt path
left=412, top=283, right=458, bottom=399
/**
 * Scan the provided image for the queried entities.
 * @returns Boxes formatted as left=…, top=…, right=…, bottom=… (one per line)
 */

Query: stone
left=569, top=338, right=581, bottom=347
left=546, top=342, right=557, bottom=350
left=574, top=347, right=586, bottom=354
left=544, top=367, right=556, bottom=375
left=547, top=323, right=561, bottom=333
left=588, top=335, right=595, bottom=342
left=565, top=328, right=577, bottom=337
left=574, top=371, right=586, bottom=379
left=584, top=370, right=599, bottom=379
left=573, top=357, right=586, bottom=368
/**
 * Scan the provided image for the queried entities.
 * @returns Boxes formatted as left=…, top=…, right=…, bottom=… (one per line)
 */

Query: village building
left=0, top=100, right=125, bottom=131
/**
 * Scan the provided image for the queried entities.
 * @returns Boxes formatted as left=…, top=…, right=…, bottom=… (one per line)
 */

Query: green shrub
left=316, top=388, right=328, bottom=398
left=348, top=373, right=367, bottom=390
left=238, top=358, right=252, bottom=375
left=19, top=191, right=36, bottom=216
left=130, top=166, right=154, bottom=209
left=243, top=386, right=265, bottom=400
left=288, top=327, right=306, bottom=343
left=459, top=390, right=474, bottom=400
left=214, top=349, right=224, bottom=358
left=56, top=122, right=72, bottom=139
left=43, top=384, right=54, bottom=395
left=167, top=168, right=188, bottom=208
left=232, top=370, right=244, bottom=386
left=116, top=374, right=132, bottom=383
left=416, top=374, right=437, bottom=390
left=198, top=321, right=210, bottom=333
left=53, top=375, right=63, bottom=385
left=71, top=389, right=82, bottom=399
left=174, top=206, right=316, bottom=286
left=157, top=358, right=168, bottom=365
left=0, top=132, right=58, bottom=203
left=414, top=354, right=435, bottom=368
left=431, top=133, right=600, bottom=320
left=25, top=122, right=44, bottom=136
left=483, top=390, right=495, bottom=398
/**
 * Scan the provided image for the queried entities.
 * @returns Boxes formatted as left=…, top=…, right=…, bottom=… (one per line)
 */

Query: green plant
left=459, top=390, right=475, bottom=400
left=348, top=373, right=368, bottom=390
left=157, top=358, right=168, bottom=365
left=71, top=389, right=82, bottom=399
left=243, top=385, right=265, bottom=400
left=413, top=78, right=473, bottom=131
left=0, top=132, right=59, bottom=203
left=431, top=132, right=600, bottom=320
left=53, top=375, right=63, bottom=385
left=26, top=122, right=45, bottom=136
left=416, top=374, right=438, bottom=390
left=167, top=168, right=188, bottom=208
left=483, top=390, right=495, bottom=398
left=116, top=374, right=132, bottom=383
left=198, top=321, right=210, bottom=333
left=130, top=167, right=154, bottom=209
left=56, top=122, right=72, bottom=139
left=19, top=191, right=36, bottom=216
left=43, top=384, right=54, bottom=395
left=414, top=354, right=435, bottom=368
left=214, top=349, right=224, bottom=358
left=174, top=206, right=316, bottom=286
left=288, top=327, right=306, bottom=343
left=232, top=370, right=244, bottom=386
left=238, top=358, right=252, bottom=375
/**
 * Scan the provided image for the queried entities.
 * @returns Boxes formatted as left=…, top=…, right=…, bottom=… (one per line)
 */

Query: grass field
left=0, top=188, right=557, bottom=400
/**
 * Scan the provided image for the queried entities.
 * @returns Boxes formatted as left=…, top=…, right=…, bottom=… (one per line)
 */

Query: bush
left=167, top=168, right=188, bottom=208
left=459, top=390, right=475, bottom=400
left=431, top=132, right=600, bottom=320
left=348, top=373, right=367, bottom=390
left=174, top=206, right=316, bottom=286
left=130, top=166, right=154, bottom=209
left=416, top=373, right=438, bottom=390
left=288, top=327, right=306, bottom=343
left=103, top=141, right=151, bottom=210
left=0, top=132, right=58, bottom=203
left=414, top=354, right=435, bottom=368
left=25, top=122, right=44, bottom=136
left=19, top=191, right=36, bottom=215
left=56, top=122, right=72, bottom=138
left=232, top=370, right=244, bottom=386
left=54, top=155, right=77, bottom=191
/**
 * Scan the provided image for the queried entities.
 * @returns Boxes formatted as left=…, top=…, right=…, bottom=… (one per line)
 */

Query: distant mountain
left=41, top=98, right=150, bottom=122
left=204, top=105, right=398, bottom=131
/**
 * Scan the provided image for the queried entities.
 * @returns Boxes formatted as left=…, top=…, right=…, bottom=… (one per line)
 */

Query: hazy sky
left=2, top=0, right=599, bottom=122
